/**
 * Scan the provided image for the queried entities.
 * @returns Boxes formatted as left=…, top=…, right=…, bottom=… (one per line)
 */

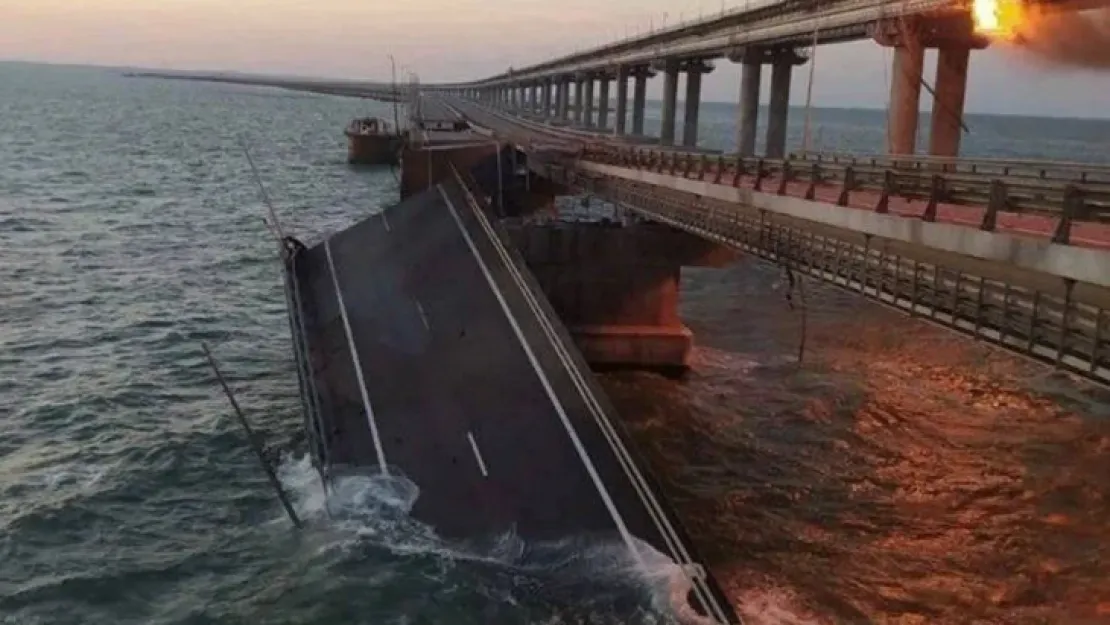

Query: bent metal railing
left=544, top=163, right=1110, bottom=386
left=581, top=145, right=1110, bottom=246
left=281, top=240, right=332, bottom=480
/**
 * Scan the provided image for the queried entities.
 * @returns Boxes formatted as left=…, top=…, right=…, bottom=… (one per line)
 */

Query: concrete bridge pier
left=558, top=77, right=571, bottom=120
left=533, top=81, right=542, bottom=115
left=542, top=79, right=553, bottom=118
left=929, top=45, right=972, bottom=157
left=889, top=40, right=924, bottom=155
left=872, top=15, right=986, bottom=157
left=597, top=74, right=611, bottom=130
left=766, top=48, right=805, bottom=158
left=682, top=60, right=714, bottom=147
left=505, top=220, right=736, bottom=371
left=583, top=76, right=596, bottom=127
left=728, top=47, right=762, bottom=156
left=656, top=59, right=681, bottom=145
left=574, top=76, right=585, bottom=124
left=614, top=65, right=629, bottom=135
left=631, top=66, right=652, bottom=136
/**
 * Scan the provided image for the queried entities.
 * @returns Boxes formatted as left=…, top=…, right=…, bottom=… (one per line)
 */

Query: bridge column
left=542, top=79, right=553, bottom=117
left=657, top=59, right=680, bottom=146
left=631, top=67, right=650, bottom=136
left=614, top=66, right=629, bottom=135
left=597, top=74, right=611, bottom=130
left=682, top=60, right=714, bottom=148
left=533, top=82, right=542, bottom=114
left=766, top=49, right=804, bottom=159
left=889, top=41, right=924, bottom=155
left=929, top=45, right=970, bottom=157
left=583, top=76, right=595, bottom=127
left=558, top=78, right=571, bottom=120
left=729, top=47, right=763, bottom=156
left=871, top=15, right=986, bottom=157
left=573, top=77, right=585, bottom=124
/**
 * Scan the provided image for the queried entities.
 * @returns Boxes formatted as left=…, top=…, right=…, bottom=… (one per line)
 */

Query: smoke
left=1012, top=7, right=1110, bottom=68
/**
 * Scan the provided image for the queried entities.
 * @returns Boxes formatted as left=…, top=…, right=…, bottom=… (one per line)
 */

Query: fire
left=972, top=0, right=1026, bottom=39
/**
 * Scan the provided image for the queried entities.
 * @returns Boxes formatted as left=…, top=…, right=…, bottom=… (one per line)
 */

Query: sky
left=2, top=0, right=1108, bottom=118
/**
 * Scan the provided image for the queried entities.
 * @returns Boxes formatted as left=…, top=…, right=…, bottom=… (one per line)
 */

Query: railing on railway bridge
left=542, top=163, right=1110, bottom=386
left=580, top=145, right=1110, bottom=246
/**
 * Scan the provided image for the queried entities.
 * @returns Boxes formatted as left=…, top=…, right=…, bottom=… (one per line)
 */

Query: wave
left=276, top=454, right=715, bottom=624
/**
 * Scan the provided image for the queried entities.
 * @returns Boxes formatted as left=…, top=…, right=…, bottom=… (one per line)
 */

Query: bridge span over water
left=431, top=0, right=1106, bottom=157
left=421, top=91, right=1110, bottom=388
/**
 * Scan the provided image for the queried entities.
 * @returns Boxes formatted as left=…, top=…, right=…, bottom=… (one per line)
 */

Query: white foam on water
left=275, top=453, right=726, bottom=624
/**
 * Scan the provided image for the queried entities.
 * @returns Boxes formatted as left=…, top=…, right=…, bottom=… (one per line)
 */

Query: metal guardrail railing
left=583, top=145, right=1110, bottom=245
left=547, top=164, right=1110, bottom=386
left=281, top=245, right=332, bottom=480
left=790, top=150, right=1110, bottom=185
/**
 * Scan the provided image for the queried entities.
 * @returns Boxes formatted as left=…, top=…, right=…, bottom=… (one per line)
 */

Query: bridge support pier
left=584, top=76, right=595, bottom=127
left=658, top=59, right=680, bottom=146
left=558, top=78, right=570, bottom=120
left=730, top=48, right=762, bottom=156
left=872, top=15, right=986, bottom=157
left=597, top=76, right=610, bottom=130
left=505, top=221, right=733, bottom=371
left=614, top=66, right=629, bottom=135
left=574, top=77, right=585, bottom=124
left=542, top=79, right=553, bottom=118
left=766, top=53, right=797, bottom=159
left=682, top=61, right=713, bottom=147
left=631, top=67, right=649, bottom=136
left=929, top=45, right=970, bottom=157
left=889, top=41, right=924, bottom=155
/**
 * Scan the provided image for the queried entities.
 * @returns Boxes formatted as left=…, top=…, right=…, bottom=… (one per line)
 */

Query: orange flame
left=972, top=0, right=1026, bottom=39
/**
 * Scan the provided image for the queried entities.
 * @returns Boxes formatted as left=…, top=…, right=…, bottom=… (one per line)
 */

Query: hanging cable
left=801, top=2, right=821, bottom=152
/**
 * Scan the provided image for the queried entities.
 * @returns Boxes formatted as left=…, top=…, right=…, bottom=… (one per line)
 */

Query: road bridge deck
left=285, top=170, right=737, bottom=623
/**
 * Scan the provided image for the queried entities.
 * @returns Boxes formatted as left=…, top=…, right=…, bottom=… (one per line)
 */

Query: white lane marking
left=414, top=299, right=430, bottom=330
left=451, top=169, right=730, bottom=623
left=323, top=237, right=389, bottom=475
left=436, top=183, right=645, bottom=572
left=380, top=212, right=391, bottom=232
left=466, top=431, right=489, bottom=477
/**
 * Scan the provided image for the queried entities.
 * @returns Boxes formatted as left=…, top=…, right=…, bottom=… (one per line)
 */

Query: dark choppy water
left=2, top=61, right=1109, bottom=625
left=0, top=63, right=690, bottom=625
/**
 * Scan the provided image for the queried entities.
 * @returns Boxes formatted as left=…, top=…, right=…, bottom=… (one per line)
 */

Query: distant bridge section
left=428, top=0, right=1107, bottom=161
left=125, top=71, right=408, bottom=102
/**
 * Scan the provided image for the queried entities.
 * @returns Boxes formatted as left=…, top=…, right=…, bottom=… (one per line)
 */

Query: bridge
left=409, top=0, right=1110, bottom=387
left=181, top=0, right=1110, bottom=621
left=431, top=0, right=1102, bottom=157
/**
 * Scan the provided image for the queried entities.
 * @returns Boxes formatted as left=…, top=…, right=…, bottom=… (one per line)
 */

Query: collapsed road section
left=281, top=163, right=739, bottom=623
